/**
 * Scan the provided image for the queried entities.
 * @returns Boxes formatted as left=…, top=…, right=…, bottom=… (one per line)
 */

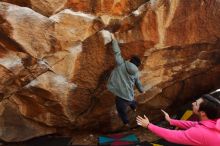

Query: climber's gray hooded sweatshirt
left=107, top=39, right=144, bottom=101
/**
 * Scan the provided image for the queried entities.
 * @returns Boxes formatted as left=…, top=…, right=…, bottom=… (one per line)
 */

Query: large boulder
left=0, top=0, right=220, bottom=142
left=113, top=0, right=220, bottom=113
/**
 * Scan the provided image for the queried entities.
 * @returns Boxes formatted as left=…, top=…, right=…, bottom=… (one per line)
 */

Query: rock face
left=0, top=0, right=148, bottom=16
left=0, top=99, right=56, bottom=142
left=66, top=0, right=149, bottom=16
left=0, top=0, right=220, bottom=142
left=0, top=0, right=67, bottom=16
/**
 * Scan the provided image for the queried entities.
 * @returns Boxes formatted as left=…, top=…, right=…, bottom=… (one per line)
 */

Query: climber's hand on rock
left=111, top=33, right=115, bottom=40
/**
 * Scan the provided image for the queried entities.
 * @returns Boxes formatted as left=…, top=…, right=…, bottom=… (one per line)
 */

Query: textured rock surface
left=0, top=0, right=148, bottom=16
left=0, top=2, right=59, bottom=58
left=0, top=99, right=55, bottom=142
left=0, top=0, right=67, bottom=16
left=50, top=9, right=104, bottom=50
left=66, top=0, right=149, bottom=16
left=0, top=0, right=220, bottom=142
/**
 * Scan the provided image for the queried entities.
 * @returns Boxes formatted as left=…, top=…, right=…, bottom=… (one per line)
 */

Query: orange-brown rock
left=0, top=0, right=30, bottom=7
left=0, top=0, right=220, bottom=142
left=66, top=0, right=148, bottom=16
left=0, top=0, right=148, bottom=17
left=29, top=0, right=67, bottom=16
left=0, top=99, right=55, bottom=142
left=0, top=2, right=61, bottom=58
left=0, top=0, right=67, bottom=16
left=49, top=9, right=104, bottom=50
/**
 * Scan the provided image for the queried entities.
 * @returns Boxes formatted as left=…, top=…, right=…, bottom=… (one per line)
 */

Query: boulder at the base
left=0, top=99, right=55, bottom=142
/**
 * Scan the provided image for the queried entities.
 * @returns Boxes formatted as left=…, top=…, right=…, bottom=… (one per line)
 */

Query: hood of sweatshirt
left=125, top=61, right=138, bottom=75
left=200, top=118, right=220, bottom=132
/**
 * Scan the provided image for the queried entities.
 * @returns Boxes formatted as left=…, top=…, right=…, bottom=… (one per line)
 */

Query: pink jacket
left=148, top=119, right=220, bottom=146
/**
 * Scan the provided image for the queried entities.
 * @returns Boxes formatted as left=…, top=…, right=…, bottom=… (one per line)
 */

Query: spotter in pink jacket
left=148, top=119, right=220, bottom=146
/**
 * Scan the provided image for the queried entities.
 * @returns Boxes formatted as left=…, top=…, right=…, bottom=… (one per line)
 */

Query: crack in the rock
left=0, top=67, right=49, bottom=102
left=74, top=69, right=111, bottom=124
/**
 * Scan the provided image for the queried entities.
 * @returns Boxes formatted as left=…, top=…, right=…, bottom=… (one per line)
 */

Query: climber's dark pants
left=115, top=96, right=137, bottom=124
